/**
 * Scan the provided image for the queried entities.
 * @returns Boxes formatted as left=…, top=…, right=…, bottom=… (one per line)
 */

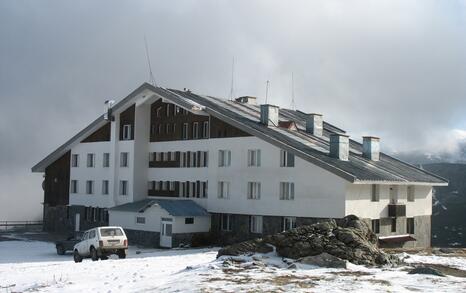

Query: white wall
left=345, top=184, right=432, bottom=219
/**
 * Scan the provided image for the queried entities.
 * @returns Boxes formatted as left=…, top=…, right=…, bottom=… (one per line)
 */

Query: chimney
left=306, top=113, right=323, bottom=137
left=260, top=104, right=279, bottom=126
left=329, top=133, right=349, bottom=161
left=362, top=136, right=380, bottom=161
left=236, top=96, right=257, bottom=105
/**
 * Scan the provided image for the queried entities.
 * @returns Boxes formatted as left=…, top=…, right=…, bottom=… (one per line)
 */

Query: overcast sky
left=1, top=0, right=465, bottom=220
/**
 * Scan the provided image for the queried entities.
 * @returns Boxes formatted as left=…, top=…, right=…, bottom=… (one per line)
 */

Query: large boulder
left=299, top=252, right=347, bottom=269
left=217, top=215, right=399, bottom=266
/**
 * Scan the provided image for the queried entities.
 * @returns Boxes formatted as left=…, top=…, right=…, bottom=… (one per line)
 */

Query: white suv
left=73, top=226, right=128, bottom=263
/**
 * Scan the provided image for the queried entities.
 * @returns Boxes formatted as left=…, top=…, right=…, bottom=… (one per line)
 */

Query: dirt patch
left=407, top=263, right=466, bottom=278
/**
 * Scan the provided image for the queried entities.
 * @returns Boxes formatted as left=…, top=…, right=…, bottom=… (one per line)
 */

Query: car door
left=78, top=231, right=89, bottom=255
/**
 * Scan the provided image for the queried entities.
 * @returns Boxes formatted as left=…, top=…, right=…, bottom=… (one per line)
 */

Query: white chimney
left=306, top=113, right=323, bottom=137
left=236, top=96, right=257, bottom=105
left=260, top=104, right=279, bottom=126
left=362, top=136, right=380, bottom=161
left=330, top=133, right=349, bottom=161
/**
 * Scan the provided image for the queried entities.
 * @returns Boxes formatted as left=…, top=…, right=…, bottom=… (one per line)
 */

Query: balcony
left=388, top=204, right=406, bottom=217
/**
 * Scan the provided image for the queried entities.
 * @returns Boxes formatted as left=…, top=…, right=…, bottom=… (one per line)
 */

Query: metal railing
left=0, top=220, right=43, bottom=231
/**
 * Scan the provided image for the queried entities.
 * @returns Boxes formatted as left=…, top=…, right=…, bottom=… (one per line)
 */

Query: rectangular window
left=103, top=153, right=110, bottom=167
left=86, top=180, right=94, bottom=195
left=280, top=150, right=295, bottom=167
left=120, top=152, right=129, bottom=167
left=136, top=217, right=146, bottom=224
left=279, top=182, right=295, bottom=200
left=162, top=181, right=168, bottom=191
left=155, top=181, right=161, bottom=191
left=87, top=153, right=95, bottom=167
left=391, top=218, right=397, bottom=233
left=407, top=186, right=415, bottom=202
left=247, top=149, right=261, bottom=167
left=185, top=217, right=194, bottom=224
left=202, top=121, right=209, bottom=138
left=92, top=208, right=97, bottom=222
left=371, top=219, right=380, bottom=234
left=247, top=182, right=261, bottom=200
left=71, top=154, right=79, bottom=167
left=122, top=124, right=132, bottom=140
left=71, top=180, right=78, bottom=193
left=156, top=107, right=162, bottom=117
left=218, top=181, right=230, bottom=199
left=155, top=152, right=162, bottom=162
left=193, top=122, right=199, bottom=139
left=166, top=104, right=170, bottom=117
left=102, top=180, right=109, bottom=195
left=221, top=214, right=232, bottom=231
left=166, top=123, right=170, bottom=134
left=249, top=215, right=263, bottom=234
left=175, top=105, right=181, bottom=115
left=119, top=180, right=128, bottom=195
left=371, top=185, right=380, bottom=202
left=407, top=218, right=415, bottom=234
left=182, top=123, right=189, bottom=140
left=218, top=150, right=231, bottom=167
left=282, top=217, right=296, bottom=231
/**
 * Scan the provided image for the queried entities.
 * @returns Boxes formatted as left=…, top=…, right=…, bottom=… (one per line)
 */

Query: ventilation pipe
left=362, top=136, right=380, bottom=161
left=329, top=133, right=349, bottom=161
left=260, top=104, right=279, bottom=126
left=306, top=113, right=323, bottom=137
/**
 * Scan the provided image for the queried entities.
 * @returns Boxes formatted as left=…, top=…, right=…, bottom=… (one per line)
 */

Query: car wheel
left=56, top=245, right=65, bottom=255
left=118, top=250, right=126, bottom=259
left=90, top=247, right=98, bottom=261
left=73, top=250, right=82, bottom=263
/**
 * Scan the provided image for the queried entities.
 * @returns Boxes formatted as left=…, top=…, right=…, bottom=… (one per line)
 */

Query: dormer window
left=122, top=124, right=132, bottom=140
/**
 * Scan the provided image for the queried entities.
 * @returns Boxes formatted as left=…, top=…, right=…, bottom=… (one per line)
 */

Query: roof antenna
left=291, top=72, right=296, bottom=110
left=265, top=80, right=270, bottom=104
left=229, top=56, right=235, bottom=101
left=144, top=35, right=157, bottom=87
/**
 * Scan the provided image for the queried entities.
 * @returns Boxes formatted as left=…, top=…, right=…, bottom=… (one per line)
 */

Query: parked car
left=73, top=226, right=128, bottom=263
left=55, top=234, right=81, bottom=255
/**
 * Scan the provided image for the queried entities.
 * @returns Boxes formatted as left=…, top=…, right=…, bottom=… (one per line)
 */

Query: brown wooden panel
left=210, top=116, right=251, bottom=139
left=44, top=151, right=70, bottom=206
left=81, top=122, right=111, bottom=143
left=119, top=104, right=135, bottom=140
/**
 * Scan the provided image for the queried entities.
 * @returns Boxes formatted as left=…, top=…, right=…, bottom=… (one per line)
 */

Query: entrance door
left=160, top=218, right=173, bottom=248
left=75, top=213, right=80, bottom=232
left=389, top=186, right=398, bottom=204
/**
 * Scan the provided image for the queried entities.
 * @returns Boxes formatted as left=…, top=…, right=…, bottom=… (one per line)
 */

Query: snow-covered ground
left=0, top=239, right=465, bottom=292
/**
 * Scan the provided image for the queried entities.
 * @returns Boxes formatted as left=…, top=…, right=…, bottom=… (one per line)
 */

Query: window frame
left=202, top=121, right=209, bottom=138
left=407, top=218, right=415, bottom=234
left=102, top=180, right=109, bottom=195
left=119, top=180, right=128, bottom=195
left=182, top=123, right=189, bottom=140
left=279, top=182, right=295, bottom=200
left=120, top=152, right=129, bottom=167
left=280, top=150, right=295, bottom=167
left=87, top=153, right=95, bottom=168
left=249, top=215, right=263, bottom=234
left=247, top=149, right=261, bottom=167
left=247, top=182, right=261, bottom=200
left=86, top=180, right=94, bottom=195
left=136, top=216, right=146, bottom=224
left=185, top=217, right=194, bottom=225
left=71, top=154, right=79, bottom=167
left=122, top=124, right=132, bottom=140
left=282, top=217, right=296, bottom=231
left=221, top=214, right=232, bottom=231
left=218, top=181, right=230, bottom=199
left=71, top=180, right=78, bottom=194
left=371, top=219, right=380, bottom=234
left=193, top=122, right=199, bottom=139
left=103, top=153, right=110, bottom=168
left=218, top=150, right=231, bottom=167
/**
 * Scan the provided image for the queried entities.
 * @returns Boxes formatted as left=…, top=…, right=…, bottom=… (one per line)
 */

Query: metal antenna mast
left=229, top=57, right=235, bottom=100
left=291, top=72, right=296, bottom=110
left=265, top=80, right=270, bottom=104
left=144, top=35, right=157, bottom=87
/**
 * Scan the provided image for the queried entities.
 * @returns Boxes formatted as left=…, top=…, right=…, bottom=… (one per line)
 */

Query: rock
left=217, top=215, right=399, bottom=267
left=299, top=252, right=347, bottom=268
left=408, top=266, right=446, bottom=277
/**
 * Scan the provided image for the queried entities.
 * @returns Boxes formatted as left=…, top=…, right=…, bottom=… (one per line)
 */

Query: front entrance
left=160, top=218, right=173, bottom=248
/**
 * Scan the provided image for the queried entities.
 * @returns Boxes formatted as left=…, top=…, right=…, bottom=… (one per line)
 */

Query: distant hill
left=422, top=163, right=466, bottom=247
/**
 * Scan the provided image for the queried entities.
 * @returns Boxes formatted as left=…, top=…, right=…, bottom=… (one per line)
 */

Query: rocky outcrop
left=217, top=215, right=399, bottom=266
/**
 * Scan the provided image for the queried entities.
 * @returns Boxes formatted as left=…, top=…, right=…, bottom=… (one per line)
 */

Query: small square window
left=185, top=217, right=194, bottom=224
left=136, top=217, right=146, bottom=224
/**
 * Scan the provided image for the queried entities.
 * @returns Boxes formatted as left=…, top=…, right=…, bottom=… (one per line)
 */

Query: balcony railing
left=388, top=204, right=406, bottom=217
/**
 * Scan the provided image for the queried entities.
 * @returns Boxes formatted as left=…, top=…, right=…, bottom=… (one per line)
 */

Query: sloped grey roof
left=109, top=198, right=210, bottom=217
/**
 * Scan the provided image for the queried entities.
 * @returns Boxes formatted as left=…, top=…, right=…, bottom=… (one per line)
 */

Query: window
left=282, top=217, right=296, bottom=231
left=280, top=150, right=295, bottom=167
left=166, top=104, right=170, bottom=117
left=371, top=219, right=380, bottom=234
left=280, top=182, right=295, bottom=200
left=162, top=181, right=168, bottom=191
left=122, top=124, right=132, bottom=140
left=89, top=229, right=96, bottom=238
left=407, top=218, right=415, bottom=234
left=202, top=121, right=209, bottom=138
left=175, top=105, right=181, bottom=115
left=182, top=123, right=189, bottom=140
left=120, top=152, right=129, bottom=167
left=201, top=181, right=208, bottom=198
left=71, top=154, right=79, bottom=167
left=407, top=186, right=415, bottom=202
left=86, top=180, right=94, bottom=195
left=103, top=153, right=110, bottom=168
left=185, top=217, right=194, bottom=224
left=221, top=214, right=232, bottom=231
left=173, top=123, right=176, bottom=134
left=119, top=180, right=128, bottom=195
left=156, top=107, right=162, bottom=117
left=391, top=218, right=397, bottom=232
left=169, top=181, right=175, bottom=191
left=136, top=217, right=146, bottom=224
left=247, top=182, right=261, bottom=200
left=102, top=180, right=109, bottom=195
left=155, top=181, right=161, bottom=191
left=371, top=185, right=380, bottom=202
left=249, top=215, right=263, bottom=233
left=218, top=150, right=231, bottom=167
left=155, top=152, right=162, bottom=161
left=87, top=153, right=95, bottom=167
left=158, top=124, right=162, bottom=135
left=71, top=180, right=78, bottom=193
left=218, top=181, right=230, bottom=199
left=247, top=149, right=261, bottom=167
left=193, top=122, right=199, bottom=139
left=92, top=208, right=97, bottom=222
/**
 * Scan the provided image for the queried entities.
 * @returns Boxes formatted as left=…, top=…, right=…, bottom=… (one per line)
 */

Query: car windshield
left=100, top=228, right=123, bottom=237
